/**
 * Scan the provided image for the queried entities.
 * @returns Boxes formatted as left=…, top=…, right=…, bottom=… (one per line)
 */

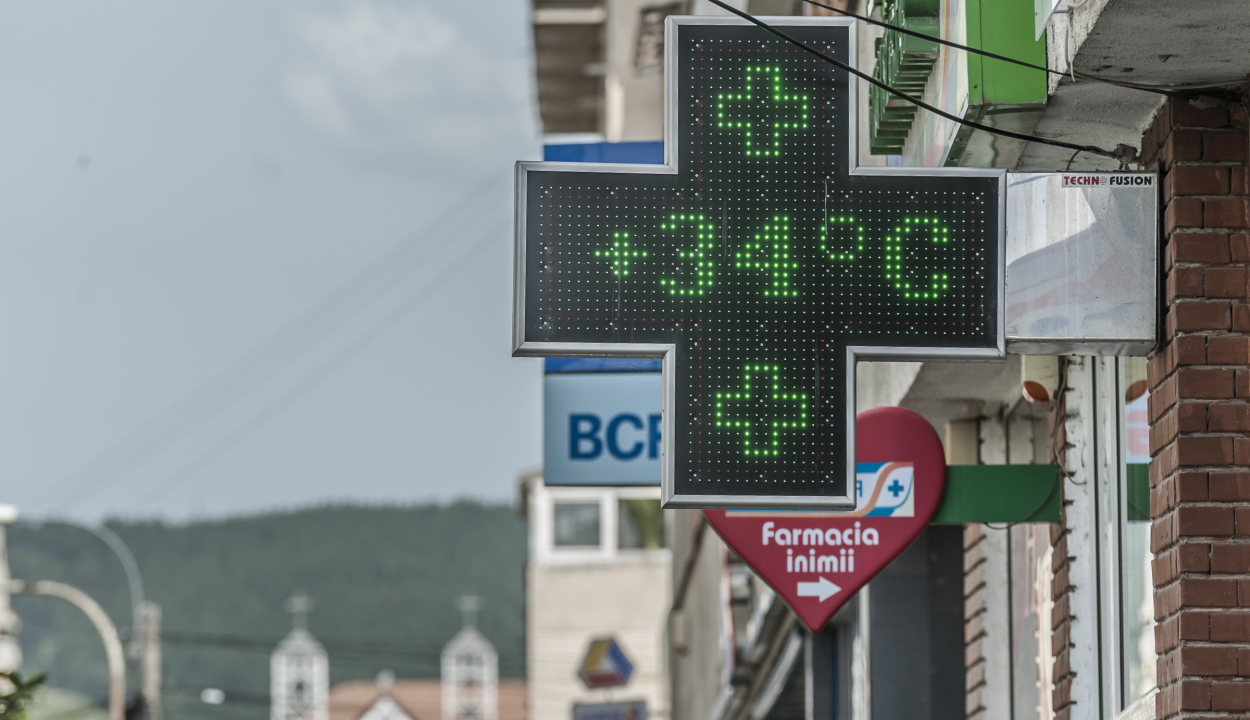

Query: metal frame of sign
left=513, top=15, right=1006, bottom=510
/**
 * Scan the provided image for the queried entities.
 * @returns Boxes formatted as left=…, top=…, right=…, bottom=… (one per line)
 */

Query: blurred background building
left=325, top=599, right=526, bottom=720
left=519, top=473, right=671, bottom=720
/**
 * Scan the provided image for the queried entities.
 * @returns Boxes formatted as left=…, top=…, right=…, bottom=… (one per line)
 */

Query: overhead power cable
left=133, top=216, right=510, bottom=508
left=703, top=0, right=1132, bottom=163
left=158, top=630, right=537, bottom=675
left=39, top=164, right=514, bottom=513
left=161, top=633, right=442, bottom=668
left=794, top=0, right=1241, bottom=98
left=162, top=630, right=449, bottom=654
left=28, top=699, right=108, bottom=720
left=163, top=684, right=271, bottom=707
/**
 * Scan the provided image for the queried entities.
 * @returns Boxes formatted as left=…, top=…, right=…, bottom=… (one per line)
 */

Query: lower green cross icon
left=715, top=364, right=809, bottom=456
left=596, top=231, right=647, bottom=277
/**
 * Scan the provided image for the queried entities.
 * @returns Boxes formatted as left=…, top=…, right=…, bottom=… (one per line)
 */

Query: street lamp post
left=7, top=579, right=126, bottom=720
left=5, top=512, right=161, bottom=720
left=15, top=517, right=145, bottom=646
left=0, top=504, right=21, bottom=688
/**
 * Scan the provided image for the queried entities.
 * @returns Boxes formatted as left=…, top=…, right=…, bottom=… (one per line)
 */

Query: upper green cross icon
left=715, top=365, right=809, bottom=456
left=716, top=66, right=811, bottom=158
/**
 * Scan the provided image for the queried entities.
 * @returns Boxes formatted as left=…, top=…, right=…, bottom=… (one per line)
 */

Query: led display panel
left=514, top=18, right=1003, bottom=509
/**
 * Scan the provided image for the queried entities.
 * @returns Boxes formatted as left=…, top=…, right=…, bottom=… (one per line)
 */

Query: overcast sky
left=0, top=0, right=543, bottom=522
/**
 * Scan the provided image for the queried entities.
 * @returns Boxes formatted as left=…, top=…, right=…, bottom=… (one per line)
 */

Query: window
left=1117, top=357, right=1155, bottom=711
left=618, top=498, right=665, bottom=549
left=1095, top=356, right=1156, bottom=718
left=1009, top=524, right=1054, bottom=719
left=553, top=502, right=601, bottom=547
left=1001, top=396, right=1054, bottom=720
left=634, top=3, right=682, bottom=71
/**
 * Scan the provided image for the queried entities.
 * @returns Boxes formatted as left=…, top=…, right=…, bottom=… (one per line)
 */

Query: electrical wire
left=702, top=0, right=1127, bottom=162
left=23, top=698, right=109, bottom=720
left=161, top=630, right=450, bottom=655
left=1073, top=74, right=1250, bottom=92
left=38, top=167, right=514, bottom=513
left=159, top=629, right=552, bottom=666
left=799, top=0, right=1247, bottom=96
left=132, top=217, right=511, bottom=509
left=158, top=630, right=537, bottom=675
left=162, top=703, right=265, bottom=720
left=163, top=685, right=270, bottom=708
left=799, top=0, right=1146, bottom=95
left=55, top=190, right=506, bottom=511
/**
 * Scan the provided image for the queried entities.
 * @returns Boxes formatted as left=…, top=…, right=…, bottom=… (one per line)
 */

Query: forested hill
left=8, top=502, right=527, bottom=719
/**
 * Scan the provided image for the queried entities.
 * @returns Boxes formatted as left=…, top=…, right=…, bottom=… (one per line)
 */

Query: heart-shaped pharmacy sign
left=703, top=406, right=946, bottom=633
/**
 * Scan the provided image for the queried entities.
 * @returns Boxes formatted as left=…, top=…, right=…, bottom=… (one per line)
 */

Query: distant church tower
left=441, top=596, right=498, bottom=720
left=271, top=593, right=329, bottom=720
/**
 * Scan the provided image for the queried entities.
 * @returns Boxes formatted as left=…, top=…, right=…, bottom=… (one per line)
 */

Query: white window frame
left=530, top=480, right=667, bottom=565
left=1093, top=356, right=1157, bottom=720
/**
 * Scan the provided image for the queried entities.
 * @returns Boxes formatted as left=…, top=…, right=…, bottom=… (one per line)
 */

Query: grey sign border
left=512, top=16, right=1006, bottom=509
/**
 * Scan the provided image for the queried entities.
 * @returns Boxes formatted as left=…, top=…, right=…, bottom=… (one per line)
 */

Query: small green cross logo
left=596, top=231, right=648, bottom=276
left=717, top=66, right=810, bottom=158
left=716, top=364, right=809, bottom=456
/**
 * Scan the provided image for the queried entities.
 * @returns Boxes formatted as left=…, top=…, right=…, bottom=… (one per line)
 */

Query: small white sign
left=1061, top=174, right=1155, bottom=188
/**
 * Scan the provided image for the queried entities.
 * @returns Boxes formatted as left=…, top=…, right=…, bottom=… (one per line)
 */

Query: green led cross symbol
left=717, top=66, right=810, bottom=157
left=596, top=231, right=648, bottom=277
left=514, top=18, right=1004, bottom=508
left=716, top=365, right=809, bottom=456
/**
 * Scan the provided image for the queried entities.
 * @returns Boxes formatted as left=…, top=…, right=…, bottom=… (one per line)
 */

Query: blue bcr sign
left=544, top=359, right=662, bottom=486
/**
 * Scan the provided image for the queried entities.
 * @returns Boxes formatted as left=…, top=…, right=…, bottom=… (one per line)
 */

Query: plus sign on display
left=512, top=16, right=1004, bottom=509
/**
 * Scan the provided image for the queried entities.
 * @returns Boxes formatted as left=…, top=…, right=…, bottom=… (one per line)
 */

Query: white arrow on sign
left=796, top=576, right=842, bottom=602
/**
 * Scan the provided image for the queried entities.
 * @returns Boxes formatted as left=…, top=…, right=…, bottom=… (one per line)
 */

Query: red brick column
left=1048, top=360, right=1076, bottom=720
left=1144, top=95, right=1250, bottom=719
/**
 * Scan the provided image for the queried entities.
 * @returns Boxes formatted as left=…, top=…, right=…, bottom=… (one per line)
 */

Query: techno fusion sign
left=513, top=17, right=1005, bottom=509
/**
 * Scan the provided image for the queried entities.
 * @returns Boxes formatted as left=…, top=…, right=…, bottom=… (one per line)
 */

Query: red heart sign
left=703, top=406, right=946, bottom=633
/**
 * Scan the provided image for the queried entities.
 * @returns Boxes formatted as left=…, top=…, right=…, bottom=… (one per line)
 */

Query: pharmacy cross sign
left=512, top=17, right=1005, bottom=509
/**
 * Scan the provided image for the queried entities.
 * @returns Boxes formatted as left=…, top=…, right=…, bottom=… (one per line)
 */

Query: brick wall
left=1143, top=95, right=1250, bottom=719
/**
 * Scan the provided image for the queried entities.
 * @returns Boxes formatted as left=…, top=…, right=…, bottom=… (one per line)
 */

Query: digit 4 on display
left=513, top=16, right=1005, bottom=509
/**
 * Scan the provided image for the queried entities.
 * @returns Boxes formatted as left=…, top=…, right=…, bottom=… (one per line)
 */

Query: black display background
left=522, top=23, right=999, bottom=501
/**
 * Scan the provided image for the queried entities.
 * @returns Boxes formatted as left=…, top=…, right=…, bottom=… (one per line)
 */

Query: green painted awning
left=932, top=464, right=1062, bottom=524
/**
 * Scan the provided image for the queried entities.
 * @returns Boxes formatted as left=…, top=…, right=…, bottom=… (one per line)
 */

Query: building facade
left=525, top=0, right=1250, bottom=718
left=272, top=595, right=330, bottom=720
left=521, top=474, right=672, bottom=720
left=442, top=599, right=500, bottom=720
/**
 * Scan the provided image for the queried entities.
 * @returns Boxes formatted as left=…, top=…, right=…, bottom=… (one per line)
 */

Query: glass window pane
left=1125, top=359, right=1150, bottom=522
left=618, top=498, right=665, bottom=549
left=1120, top=357, right=1155, bottom=707
left=1010, top=524, right=1054, bottom=719
left=553, top=502, right=600, bottom=547
left=1121, top=522, right=1155, bottom=703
